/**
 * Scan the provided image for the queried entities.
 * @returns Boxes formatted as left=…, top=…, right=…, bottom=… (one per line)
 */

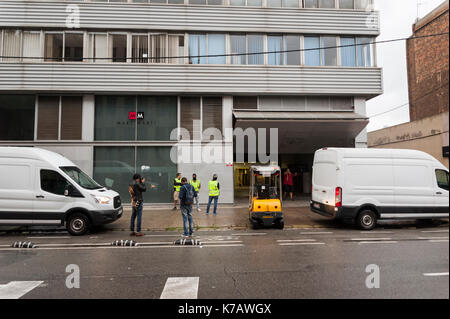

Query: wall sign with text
left=129, top=112, right=145, bottom=120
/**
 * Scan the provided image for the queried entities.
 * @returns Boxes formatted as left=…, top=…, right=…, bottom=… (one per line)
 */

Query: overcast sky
left=366, top=0, right=445, bottom=132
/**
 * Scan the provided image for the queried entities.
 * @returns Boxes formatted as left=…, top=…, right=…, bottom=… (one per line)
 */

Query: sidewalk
left=105, top=204, right=336, bottom=231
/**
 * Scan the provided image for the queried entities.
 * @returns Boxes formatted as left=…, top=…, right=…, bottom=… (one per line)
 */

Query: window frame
left=435, top=169, right=450, bottom=191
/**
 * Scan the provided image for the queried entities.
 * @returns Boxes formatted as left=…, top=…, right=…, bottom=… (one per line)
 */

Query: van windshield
left=60, top=166, right=103, bottom=190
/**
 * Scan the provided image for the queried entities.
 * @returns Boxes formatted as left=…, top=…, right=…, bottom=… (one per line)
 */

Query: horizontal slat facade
left=0, top=1, right=380, bottom=35
left=0, top=63, right=383, bottom=96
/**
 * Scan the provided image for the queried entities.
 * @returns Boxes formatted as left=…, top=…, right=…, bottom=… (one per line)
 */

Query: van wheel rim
left=362, top=215, right=373, bottom=226
left=72, top=219, right=84, bottom=231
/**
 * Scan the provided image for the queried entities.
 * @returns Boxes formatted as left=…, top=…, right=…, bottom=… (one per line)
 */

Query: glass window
left=304, top=36, right=320, bottom=66
left=150, top=0, right=166, bottom=3
left=40, top=169, right=70, bottom=196
left=233, top=96, right=257, bottom=110
left=22, top=31, right=41, bottom=62
left=61, top=96, right=83, bottom=140
left=355, top=0, right=371, bottom=10
left=37, top=96, right=59, bottom=140
left=168, top=35, right=184, bottom=64
left=357, top=37, right=372, bottom=67
left=341, top=37, right=356, bottom=67
left=283, top=0, right=299, bottom=7
left=436, top=170, right=449, bottom=191
left=247, top=0, right=262, bottom=5
left=230, top=0, right=245, bottom=5
left=89, top=33, right=108, bottom=63
left=132, top=35, right=149, bottom=63
left=95, top=96, right=136, bottom=141
left=284, top=35, right=301, bottom=65
left=65, top=33, right=84, bottom=62
left=208, top=0, right=223, bottom=4
left=137, top=96, right=177, bottom=141
left=189, top=0, right=206, bottom=4
left=304, top=0, right=318, bottom=8
left=247, top=35, right=263, bottom=65
left=267, top=0, right=282, bottom=7
left=208, top=34, right=226, bottom=64
left=321, top=36, right=337, bottom=66
left=230, top=35, right=246, bottom=65
left=268, top=35, right=283, bottom=65
left=2, top=30, right=21, bottom=62
left=0, top=95, right=35, bottom=141
left=320, top=0, right=335, bottom=8
left=189, top=34, right=207, bottom=64
left=111, top=34, right=127, bottom=63
left=136, top=147, right=177, bottom=203
left=339, top=0, right=353, bottom=9
left=202, top=97, right=223, bottom=133
left=61, top=166, right=102, bottom=190
left=93, top=147, right=135, bottom=199
left=180, top=97, right=201, bottom=140
left=45, top=33, right=63, bottom=62
left=168, top=0, right=185, bottom=3
left=133, top=0, right=149, bottom=3
left=150, top=34, right=166, bottom=63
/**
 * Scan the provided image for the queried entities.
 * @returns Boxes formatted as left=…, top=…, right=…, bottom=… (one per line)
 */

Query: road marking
left=350, top=238, right=392, bottom=241
left=277, top=239, right=316, bottom=242
left=279, top=242, right=325, bottom=246
left=0, top=281, right=43, bottom=299
left=417, top=237, right=449, bottom=240
left=231, top=233, right=267, bottom=236
left=359, top=231, right=393, bottom=234
left=27, top=236, right=71, bottom=239
left=160, top=277, right=199, bottom=299
left=429, top=240, right=449, bottom=243
left=421, top=230, right=449, bottom=233
left=423, top=272, right=449, bottom=277
left=358, top=241, right=398, bottom=244
left=203, top=244, right=244, bottom=248
left=145, top=234, right=181, bottom=237
left=299, top=232, right=333, bottom=235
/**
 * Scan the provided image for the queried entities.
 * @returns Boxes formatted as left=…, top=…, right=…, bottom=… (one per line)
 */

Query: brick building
left=407, top=0, right=449, bottom=121
left=369, top=0, right=449, bottom=168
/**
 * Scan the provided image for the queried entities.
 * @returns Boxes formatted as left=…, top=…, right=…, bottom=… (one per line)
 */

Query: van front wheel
left=357, top=210, right=377, bottom=231
left=67, top=213, right=90, bottom=236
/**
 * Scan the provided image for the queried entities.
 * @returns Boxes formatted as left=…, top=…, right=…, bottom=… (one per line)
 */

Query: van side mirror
left=64, top=184, right=76, bottom=197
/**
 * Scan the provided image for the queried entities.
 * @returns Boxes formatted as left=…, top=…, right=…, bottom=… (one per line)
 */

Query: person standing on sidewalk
left=206, top=174, right=220, bottom=215
left=179, top=177, right=197, bottom=238
left=283, top=169, right=297, bottom=201
left=130, top=174, right=146, bottom=237
left=173, top=173, right=182, bottom=210
left=189, top=173, right=201, bottom=212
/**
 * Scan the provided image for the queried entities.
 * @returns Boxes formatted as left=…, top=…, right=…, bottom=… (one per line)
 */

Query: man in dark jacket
left=130, top=174, right=146, bottom=237
left=178, top=177, right=197, bottom=238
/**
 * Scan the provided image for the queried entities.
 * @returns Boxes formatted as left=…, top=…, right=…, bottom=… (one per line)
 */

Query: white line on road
left=231, top=233, right=267, bottom=236
left=359, top=231, right=393, bottom=234
left=429, top=240, right=449, bottom=243
left=160, top=277, right=199, bottom=299
left=279, top=242, right=325, bottom=246
left=27, top=236, right=71, bottom=239
left=423, top=272, right=449, bottom=277
left=350, top=238, right=392, bottom=241
left=421, top=230, right=449, bottom=233
left=358, top=241, right=398, bottom=244
left=299, top=232, right=334, bottom=235
left=0, top=281, right=43, bottom=299
left=417, top=237, right=449, bottom=240
left=277, top=239, right=316, bottom=242
left=145, top=234, right=182, bottom=237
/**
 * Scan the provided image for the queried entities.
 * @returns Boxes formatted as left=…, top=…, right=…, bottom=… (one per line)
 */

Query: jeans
left=194, top=193, right=200, bottom=210
left=130, top=202, right=143, bottom=233
left=181, top=205, right=194, bottom=236
left=206, top=196, right=218, bottom=215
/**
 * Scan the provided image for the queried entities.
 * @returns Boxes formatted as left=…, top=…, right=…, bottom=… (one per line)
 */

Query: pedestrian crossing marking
left=0, top=281, right=43, bottom=299
left=160, top=277, right=199, bottom=299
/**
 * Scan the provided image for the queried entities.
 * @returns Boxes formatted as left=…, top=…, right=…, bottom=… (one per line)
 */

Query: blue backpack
left=183, top=184, right=195, bottom=205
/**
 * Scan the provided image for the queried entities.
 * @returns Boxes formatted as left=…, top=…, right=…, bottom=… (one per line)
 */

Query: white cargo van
left=310, top=148, right=449, bottom=230
left=0, top=147, right=123, bottom=235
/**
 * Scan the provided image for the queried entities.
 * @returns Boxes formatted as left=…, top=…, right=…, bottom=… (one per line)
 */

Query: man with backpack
left=178, top=177, right=197, bottom=238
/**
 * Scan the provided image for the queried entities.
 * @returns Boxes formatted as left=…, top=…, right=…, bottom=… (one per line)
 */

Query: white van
left=0, top=147, right=123, bottom=235
left=310, top=148, right=449, bottom=230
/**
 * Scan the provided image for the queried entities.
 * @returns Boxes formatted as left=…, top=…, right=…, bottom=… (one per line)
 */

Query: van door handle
left=36, top=195, right=45, bottom=199
left=436, top=192, right=443, bottom=195
left=322, top=190, right=326, bottom=193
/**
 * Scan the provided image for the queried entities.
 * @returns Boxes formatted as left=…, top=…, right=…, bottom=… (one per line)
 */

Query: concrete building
left=0, top=0, right=382, bottom=204
left=369, top=0, right=449, bottom=169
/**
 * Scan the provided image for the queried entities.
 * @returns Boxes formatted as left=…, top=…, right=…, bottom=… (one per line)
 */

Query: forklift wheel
left=276, top=220, right=284, bottom=230
left=251, top=221, right=260, bottom=230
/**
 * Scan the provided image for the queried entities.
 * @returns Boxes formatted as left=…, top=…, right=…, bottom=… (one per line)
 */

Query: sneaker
left=135, top=232, right=145, bottom=237
left=130, top=232, right=136, bottom=236
left=172, top=207, right=177, bottom=211
left=197, top=208, right=202, bottom=212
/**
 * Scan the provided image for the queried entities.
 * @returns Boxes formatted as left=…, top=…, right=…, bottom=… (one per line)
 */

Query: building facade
left=0, top=0, right=382, bottom=203
left=369, top=0, right=448, bottom=169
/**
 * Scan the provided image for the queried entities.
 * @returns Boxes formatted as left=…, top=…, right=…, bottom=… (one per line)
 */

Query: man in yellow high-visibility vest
left=189, top=173, right=201, bottom=212
left=206, top=174, right=220, bottom=215
left=173, top=173, right=182, bottom=210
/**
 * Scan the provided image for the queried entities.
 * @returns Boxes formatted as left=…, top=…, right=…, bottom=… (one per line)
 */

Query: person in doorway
left=206, top=174, right=220, bottom=215
left=190, top=173, right=201, bottom=212
left=129, top=174, right=146, bottom=237
left=179, top=177, right=197, bottom=238
left=173, top=173, right=182, bottom=210
left=283, top=169, right=297, bottom=201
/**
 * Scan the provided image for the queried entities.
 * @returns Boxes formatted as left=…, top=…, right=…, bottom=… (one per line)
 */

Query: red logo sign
left=129, top=112, right=137, bottom=120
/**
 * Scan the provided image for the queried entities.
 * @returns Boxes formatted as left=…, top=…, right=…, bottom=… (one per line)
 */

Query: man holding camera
left=129, top=174, right=147, bottom=237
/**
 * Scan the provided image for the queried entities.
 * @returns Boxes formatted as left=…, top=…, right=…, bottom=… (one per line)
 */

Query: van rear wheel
left=357, top=210, right=377, bottom=231
left=67, top=213, right=90, bottom=236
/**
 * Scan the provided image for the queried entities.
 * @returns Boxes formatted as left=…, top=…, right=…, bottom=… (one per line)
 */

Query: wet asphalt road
left=0, top=225, right=448, bottom=299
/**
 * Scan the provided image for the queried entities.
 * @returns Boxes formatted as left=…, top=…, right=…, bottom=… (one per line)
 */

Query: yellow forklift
left=249, top=165, right=284, bottom=229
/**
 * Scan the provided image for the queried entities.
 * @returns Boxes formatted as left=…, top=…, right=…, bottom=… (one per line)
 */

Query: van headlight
left=91, top=195, right=111, bottom=205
